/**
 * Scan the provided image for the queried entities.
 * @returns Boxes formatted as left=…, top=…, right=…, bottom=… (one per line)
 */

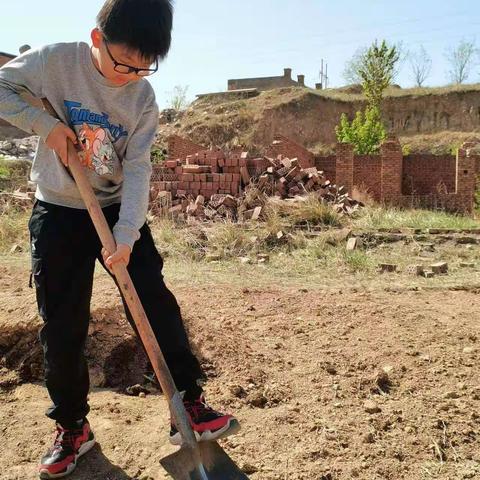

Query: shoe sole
left=38, top=437, right=96, bottom=479
left=169, top=418, right=241, bottom=446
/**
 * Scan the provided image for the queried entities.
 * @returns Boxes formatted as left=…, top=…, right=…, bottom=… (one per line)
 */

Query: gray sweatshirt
left=0, top=41, right=159, bottom=249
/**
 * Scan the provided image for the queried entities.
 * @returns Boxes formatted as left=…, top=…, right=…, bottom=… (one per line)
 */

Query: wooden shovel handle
left=40, top=99, right=198, bottom=448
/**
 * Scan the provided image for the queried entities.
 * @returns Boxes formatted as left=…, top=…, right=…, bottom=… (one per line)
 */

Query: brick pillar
left=455, top=142, right=476, bottom=213
left=335, top=143, right=354, bottom=193
left=380, top=137, right=403, bottom=202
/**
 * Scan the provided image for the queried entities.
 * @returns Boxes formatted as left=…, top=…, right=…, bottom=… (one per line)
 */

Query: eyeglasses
left=104, top=41, right=158, bottom=77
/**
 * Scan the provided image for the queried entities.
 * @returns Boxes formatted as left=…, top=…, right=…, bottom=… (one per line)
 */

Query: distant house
left=228, top=68, right=307, bottom=92
left=0, top=51, right=15, bottom=68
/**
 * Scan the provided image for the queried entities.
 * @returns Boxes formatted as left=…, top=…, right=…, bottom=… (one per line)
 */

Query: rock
left=0, top=141, right=14, bottom=151
left=125, top=384, right=149, bottom=396
left=443, top=391, right=460, bottom=399
left=247, top=392, right=268, bottom=408
left=346, top=237, right=363, bottom=251
left=363, top=432, right=375, bottom=443
left=364, top=400, right=381, bottom=414
left=229, top=385, right=246, bottom=398
left=431, top=262, right=448, bottom=274
left=239, top=257, right=251, bottom=264
left=324, top=363, right=337, bottom=375
left=463, top=346, right=475, bottom=354
left=241, top=463, right=258, bottom=474
left=256, top=253, right=270, bottom=263
left=9, top=244, right=22, bottom=254
left=460, top=262, right=475, bottom=268
left=138, top=392, right=146, bottom=398
left=423, top=270, right=435, bottom=278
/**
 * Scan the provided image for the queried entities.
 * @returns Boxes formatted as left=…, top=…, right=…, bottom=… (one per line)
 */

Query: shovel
left=41, top=99, right=249, bottom=480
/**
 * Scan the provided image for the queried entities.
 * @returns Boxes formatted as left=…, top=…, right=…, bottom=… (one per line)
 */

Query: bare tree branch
left=409, top=45, right=432, bottom=87
left=445, top=40, right=476, bottom=84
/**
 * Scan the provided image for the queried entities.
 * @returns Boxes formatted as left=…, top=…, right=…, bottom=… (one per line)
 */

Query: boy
left=0, top=1, right=239, bottom=478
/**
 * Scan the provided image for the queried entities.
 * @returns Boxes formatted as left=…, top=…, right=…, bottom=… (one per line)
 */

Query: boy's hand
left=102, top=244, right=132, bottom=271
left=45, top=122, right=78, bottom=166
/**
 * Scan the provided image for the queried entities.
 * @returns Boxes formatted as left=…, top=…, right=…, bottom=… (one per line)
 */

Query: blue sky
left=1, top=1, right=479, bottom=108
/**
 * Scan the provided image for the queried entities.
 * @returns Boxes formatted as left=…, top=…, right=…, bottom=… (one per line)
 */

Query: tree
left=445, top=40, right=476, bottom=84
left=168, top=85, right=189, bottom=111
left=343, top=40, right=403, bottom=90
left=336, top=40, right=399, bottom=153
left=335, top=105, right=386, bottom=154
left=358, top=40, right=401, bottom=108
left=342, top=47, right=368, bottom=85
left=409, top=45, right=432, bottom=87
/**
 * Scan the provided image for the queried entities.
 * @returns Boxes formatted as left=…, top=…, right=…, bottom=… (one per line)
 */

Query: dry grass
left=0, top=201, right=30, bottom=253
left=350, top=205, right=480, bottom=230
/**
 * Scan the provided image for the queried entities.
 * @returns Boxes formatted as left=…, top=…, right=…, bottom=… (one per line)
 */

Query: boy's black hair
left=97, top=0, right=173, bottom=60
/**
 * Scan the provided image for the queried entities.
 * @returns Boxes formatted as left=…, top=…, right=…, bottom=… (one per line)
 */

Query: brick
left=240, top=166, right=250, bottom=184
left=431, top=262, right=448, bottom=274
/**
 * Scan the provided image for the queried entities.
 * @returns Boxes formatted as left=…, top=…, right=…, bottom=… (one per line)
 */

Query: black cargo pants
left=28, top=200, right=203, bottom=427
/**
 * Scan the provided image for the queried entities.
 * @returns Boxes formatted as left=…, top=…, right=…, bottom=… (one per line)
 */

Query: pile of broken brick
left=149, top=150, right=362, bottom=222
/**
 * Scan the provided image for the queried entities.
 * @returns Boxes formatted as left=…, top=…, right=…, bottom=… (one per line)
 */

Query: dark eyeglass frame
left=104, top=41, right=158, bottom=77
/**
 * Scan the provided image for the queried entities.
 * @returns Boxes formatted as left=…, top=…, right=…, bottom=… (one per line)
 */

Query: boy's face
left=90, top=28, right=157, bottom=86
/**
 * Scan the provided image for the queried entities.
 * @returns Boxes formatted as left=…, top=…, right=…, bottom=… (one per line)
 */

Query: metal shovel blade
left=160, top=441, right=249, bottom=480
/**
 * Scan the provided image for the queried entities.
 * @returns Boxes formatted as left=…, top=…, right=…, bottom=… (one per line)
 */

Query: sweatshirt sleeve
left=0, top=47, right=59, bottom=140
left=112, top=96, right=159, bottom=250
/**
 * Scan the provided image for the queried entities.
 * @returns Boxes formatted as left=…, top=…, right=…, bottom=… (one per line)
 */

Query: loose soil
left=0, top=256, right=479, bottom=480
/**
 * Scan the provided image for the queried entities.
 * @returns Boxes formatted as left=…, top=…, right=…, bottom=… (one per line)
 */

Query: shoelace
left=184, top=397, right=217, bottom=421
left=53, top=426, right=81, bottom=450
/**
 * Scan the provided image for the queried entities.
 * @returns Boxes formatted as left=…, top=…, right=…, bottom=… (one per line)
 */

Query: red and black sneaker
left=38, top=419, right=95, bottom=479
left=169, top=394, right=240, bottom=446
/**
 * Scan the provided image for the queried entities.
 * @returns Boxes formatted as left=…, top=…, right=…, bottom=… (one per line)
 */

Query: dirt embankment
left=158, top=84, right=480, bottom=154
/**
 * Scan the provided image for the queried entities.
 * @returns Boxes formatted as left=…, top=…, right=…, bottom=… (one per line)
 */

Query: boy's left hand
left=102, top=243, right=131, bottom=271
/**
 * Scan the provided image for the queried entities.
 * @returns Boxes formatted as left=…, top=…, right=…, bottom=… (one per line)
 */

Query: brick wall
left=167, top=135, right=205, bottom=162
left=267, top=134, right=314, bottom=168
left=354, top=155, right=382, bottom=199
left=315, top=155, right=336, bottom=183
left=159, top=134, right=478, bottom=214
left=403, top=154, right=457, bottom=194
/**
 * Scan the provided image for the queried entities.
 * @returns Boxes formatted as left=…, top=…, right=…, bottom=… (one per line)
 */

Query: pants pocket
left=31, top=254, right=47, bottom=320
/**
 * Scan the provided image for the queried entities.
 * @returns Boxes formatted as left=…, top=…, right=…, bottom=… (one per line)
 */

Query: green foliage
left=359, top=40, right=400, bottom=108
left=335, top=105, right=386, bottom=154
left=0, top=163, right=10, bottom=179
left=151, top=147, right=166, bottom=164
left=401, top=144, right=411, bottom=156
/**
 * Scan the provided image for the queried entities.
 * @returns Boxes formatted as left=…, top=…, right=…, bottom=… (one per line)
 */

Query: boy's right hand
left=45, top=122, right=78, bottom=166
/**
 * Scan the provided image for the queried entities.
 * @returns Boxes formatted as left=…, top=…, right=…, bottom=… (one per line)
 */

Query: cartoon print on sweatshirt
left=78, top=123, right=115, bottom=175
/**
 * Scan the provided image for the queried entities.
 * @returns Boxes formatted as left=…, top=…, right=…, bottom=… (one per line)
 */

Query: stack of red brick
left=154, top=150, right=246, bottom=198
left=152, top=150, right=272, bottom=200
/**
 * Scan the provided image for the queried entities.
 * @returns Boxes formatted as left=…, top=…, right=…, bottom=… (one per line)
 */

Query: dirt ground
left=1, top=256, right=479, bottom=480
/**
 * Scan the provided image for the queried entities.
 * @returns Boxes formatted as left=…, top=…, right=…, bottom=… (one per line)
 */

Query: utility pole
left=319, top=59, right=329, bottom=89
